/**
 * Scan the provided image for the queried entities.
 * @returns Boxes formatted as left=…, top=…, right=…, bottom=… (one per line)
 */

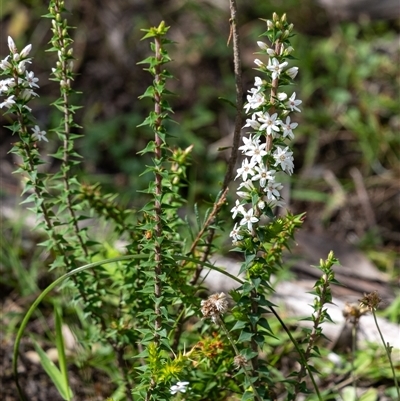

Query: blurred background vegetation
left=1, top=0, right=399, bottom=260
left=0, top=0, right=399, bottom=398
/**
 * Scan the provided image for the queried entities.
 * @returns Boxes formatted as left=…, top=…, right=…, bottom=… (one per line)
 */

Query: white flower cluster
left=0, top=36, right=48, bottom=142
left=230, top=40, right=302, bottom=242
left=170, top=380, right=190, bottom=395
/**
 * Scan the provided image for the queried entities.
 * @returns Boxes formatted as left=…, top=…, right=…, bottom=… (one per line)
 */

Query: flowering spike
left=230, top=14, right=301, bottom=243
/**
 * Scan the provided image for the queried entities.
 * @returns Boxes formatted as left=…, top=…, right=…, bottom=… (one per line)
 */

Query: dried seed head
left=233, top=354, right=248, bottom=370
left=201, top=292, right=229, bottom=324
left=359, top=291, right=381, bottom=311
left=343, top=302, right=369, bottom=324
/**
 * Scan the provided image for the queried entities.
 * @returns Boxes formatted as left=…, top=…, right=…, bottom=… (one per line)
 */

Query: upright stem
left=153, top=35, right=164, bottom=339
left=172, top=0, right=243, bottom=350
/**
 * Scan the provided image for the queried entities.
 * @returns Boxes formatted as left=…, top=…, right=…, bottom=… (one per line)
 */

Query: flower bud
left=8, top=36, right=17, bottom=54
left=286, top=66, right=299, bottom=79
left=20, top=44, right=32, bottom=58
left=284, top=46, right=294, bottom=55
left=0, top=56, right=12, bottom=71
left=257, top=41, right=268, bottom=51
left=266, top=20, right=274, bottom=30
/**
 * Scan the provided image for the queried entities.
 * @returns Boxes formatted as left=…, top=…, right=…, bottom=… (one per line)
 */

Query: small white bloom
left=240, top=208, right=259, bottom=231
left=235, top=158, right=256, bottom=181
left=7, top=36, right=17, bottom=54
left=245, top=142, right=267, bottom=164
left=231, top=199, right=245, bottom=219
left=31, top=125, right=48, bottom=142
left=258, top=112, right=281, bottom=136
left=0, top=95, right=15, bottom=109
left=17, top=59, right=31, bottom=74
left=280, top=116, right=298, bottom=140
left=254, top=58, right=265, bottom=68
left=267, top=58, right=288, bottom=80
left=252, top=164, right=274, bottom=187
left=286, top=66, right=299, bottom=79
left=0, top=56, right=12, bottom=71
left=239, top=134, right=259, bottom=153
left=273, top=146, right=294, bottom=175
left=244, top=89, right=266, bottom=113
left=243, top=113, right=261, bottom=130
left=254, top=76, right=263, bottom=88
left=0, top=78, right=13, bottom=94
left=237, top=179, right=255, bottom=199
left=170, top=381, right=190, bottom=395
left=266, top=48, right=276, bottom=56
left=287, top=92, right=302, bottom=112
left=25, top=71, right=40, bottom=88
left=266, top=20, right=274, bottom=30
left=264, top=180, right=283, bottom=200
left=269, top=198, right=286, bottom=208
left=20, top=88, right=38, bottom=101
left=230, top=223, right=243, bottom=241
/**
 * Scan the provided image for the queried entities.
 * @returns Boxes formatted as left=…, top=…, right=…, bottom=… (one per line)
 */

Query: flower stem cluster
left=230, top=13, right=302, bottom=243
left=0, top=36, right=47, bottom=141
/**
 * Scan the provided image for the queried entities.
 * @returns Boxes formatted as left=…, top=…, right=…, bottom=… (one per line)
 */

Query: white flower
left=31, top=125, right=48, bottom=142
left=7, top=36, right=17, bottom=54
left=279, top=116, right=298, bottom=140
left=267, top=58, right=288, bottom=80
left=20, top=88, right=38, bottom=101
left=254, top=76, right=263, bottom=87
left=17, top=60, right=28, bottom=74
left=243, top=113, right=261, bottom=130
left=252, top=164, right=274, bottom=187
left=287, top=92, right=302, bottom=112
left=266, top=48, right=276, bottom=57
left=286, top=66, right=299, bottom=79
left=237, top=180, right=255, bottom=199
left=0, top=78, right=13, bottom=94
left=240, top=208, right=259, bottom=231
left=264, top=180, right=283, bottom=200
left=0, top=56, right=12, bottom=71
left=170, top=381, right=190, bottom=395
left=245, top=142, right=267, bottom=164
left=235, top=158, right=256, bottom=181
left=231, top=199, right=245, bottom=218
left=25, top=71, right=39, bottom=88
left=269, top=198, right=286, bottom=208
left=258, top=112, right=281, bottom=136
left=230, top=223, right=243, bottom=241
left=273, top=146, right=294, bottom=175
left=244, top=88, right=266, bottom=113
left=0, top=95, right=15, bottom=109
left=239, top=134, right=259, bottom=153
